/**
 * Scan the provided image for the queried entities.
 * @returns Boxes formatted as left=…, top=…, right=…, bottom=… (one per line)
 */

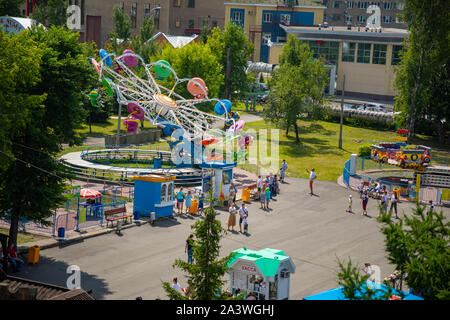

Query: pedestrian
left=306, top=168, right=317, bottom=195
left=361, top=190, right=369, bottom=216
left=185, top=191, right=192, bottom=215
left=176, top=188, right=185, bottom=215
left=185, top=234, right=194, bottom=264
left=229, top=183, right=236, bottom=205
left=268, top=174, right=274, bottom=197
left=381, top=191, right=389, bottom=216
left=171, top=277, right=181, bottom=300
left=256, top=175, right=262, bottom=199
left=239, top=203, right=248, bottom=233
left=198, top=192, right=205, bottom=215
left=227, top=202, right=237, bottom=231
left=243, top=213, right=249, bottom=234
left=7, top=243, right=23, bottom=273
left=265, top=187, right=271, bottom=210
left=260, top=185, right=266, bottom=209
left=427, top=200, right=434, bottom=214
left=273, top=175, right=279, bottom=196
left=358, top=182, right=364, bottom=198
left=389, top=191, right=399, bottom=219
left=280, top=160, right=288, bottom=183
left=346, top=194, right=353, bottom=213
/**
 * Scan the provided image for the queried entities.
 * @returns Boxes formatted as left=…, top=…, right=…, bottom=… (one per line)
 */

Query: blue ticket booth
left=133, top=174, right=176, bottom=218
left=200, top=161, right=236, bottom=203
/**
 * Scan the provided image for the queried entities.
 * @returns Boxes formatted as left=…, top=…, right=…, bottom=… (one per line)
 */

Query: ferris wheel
left=89, top=49, right=240, bottom=142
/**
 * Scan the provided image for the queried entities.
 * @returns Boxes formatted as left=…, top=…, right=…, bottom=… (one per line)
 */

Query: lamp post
left=338, top=74, right=345, bottom=149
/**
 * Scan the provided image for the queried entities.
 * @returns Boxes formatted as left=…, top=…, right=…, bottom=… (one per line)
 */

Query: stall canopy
left=0, top=16, right=38, bottom=35
left=303, top=281, right=423, bottom=300
left=228, top=248, right=295, bottom=278
left=79, top=189, right=101, bottom=198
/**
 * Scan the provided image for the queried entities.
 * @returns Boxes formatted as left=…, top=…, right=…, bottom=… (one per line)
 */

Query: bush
left=358, top=145, right=372, bottom=157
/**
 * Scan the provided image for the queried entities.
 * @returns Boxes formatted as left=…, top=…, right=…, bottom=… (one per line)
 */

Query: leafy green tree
left=377, top=204, right=450, bottom=300
left=32, top=0, right=68, bottom=27
left=393, top=0, right=449, bottom=143
left=208, top=23, right=254, bottom=99
left=131, top=16, right=160, bottom=63
left=200, top=21, right=209, bottom=44
left=109, top=5, right=131, bottom=55
left=152, top=42, right=223, bottom=108
left=0, top=31, right=46, bottom=170
left=263, top=35, right=329, bottom=143
left=162, top=190, right=234, bottom=300
left=336, top=257, right=393, bottom=300
left=0, top=26, right=93, bottom=247
left=0, top=0, right=25, bottom=16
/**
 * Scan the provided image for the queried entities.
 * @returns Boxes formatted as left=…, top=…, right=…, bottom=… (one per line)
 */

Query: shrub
left=358, top=145, right=372, bottom=157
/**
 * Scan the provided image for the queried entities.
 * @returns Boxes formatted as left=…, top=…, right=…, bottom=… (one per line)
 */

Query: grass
left=0, top=228, right=48, bottom=245
left=240, top=119, right=449, bottom=182
left=76, top=118, right=157, bottom=137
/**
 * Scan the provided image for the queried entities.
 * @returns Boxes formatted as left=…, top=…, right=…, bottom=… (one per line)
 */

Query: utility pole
left=338, top=74, right=345, bottom=149
left=226, top=47, right=231, bottom=100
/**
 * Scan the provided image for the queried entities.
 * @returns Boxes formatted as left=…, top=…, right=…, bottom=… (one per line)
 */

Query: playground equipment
left=371, top=142, right=431, bottom=170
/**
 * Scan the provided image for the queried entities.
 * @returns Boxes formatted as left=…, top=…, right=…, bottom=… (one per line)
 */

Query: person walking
left=243, top=213, right=249, bottom=235
left=176, top=188, right=185, bottom=215
left=239, top=203, right=248, bottom=233
left=265, top=187, right=271, bottom=210
left=390, top=191, right=399, bottom=219
left=256, top=175, right=262, bottom=200
left=381, top=191, right=389, bottom=216
left=185, top=234, right=194, bottom=264
left=306, top=168, right=317, bottom=195
left=185, top=191, right=192, bottom=215
left=273, top=175, right=279, bottom=196
left=260, top=185, right=266, bottom=209
left=198, top=192, right=205, bottom=215
left=228, top=183, right=237, bottom=205
left=346, top=194, right=353, bottom=213
left=280, top=160, right=288, bottom=183
left=361, top=190, right=369, bottom=216
left=227, top=202, right=237, bottom=231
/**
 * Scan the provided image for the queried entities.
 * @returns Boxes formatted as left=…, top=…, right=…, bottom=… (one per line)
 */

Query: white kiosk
left=227, top=247, right=296, bottom=300
left=200, top=161, right=236, bottom=203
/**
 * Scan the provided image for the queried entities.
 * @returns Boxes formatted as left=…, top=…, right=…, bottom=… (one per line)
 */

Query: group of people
left=175, top=188, right=205, bottom=216
left=0, top=243, right=24, bottom=273
left=226, top=202, right=249, bottom=234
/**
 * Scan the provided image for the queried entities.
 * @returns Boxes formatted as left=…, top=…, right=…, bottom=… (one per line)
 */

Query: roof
left=302, top=281, right=424, bottom=300
left=134, top=174, right=176, bottom=183
left=282, top=25, right=407, bottom=43
left=228, top=247, right=295, bottom=277
left=199, top=161, right=237, bottom=169
left=225, top=0, right=325, bottom=7
left=0, top=16, right=38, bottom=35
left=1, top=276, right=92, bottom=300
left=151, top=32, right=199, bottom=48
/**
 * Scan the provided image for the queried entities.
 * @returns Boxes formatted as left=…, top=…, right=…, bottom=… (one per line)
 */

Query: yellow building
left=224, top=0, right=325, bottom=62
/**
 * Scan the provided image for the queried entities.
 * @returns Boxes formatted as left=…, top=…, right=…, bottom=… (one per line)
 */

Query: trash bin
left=242, top=188, right=250, bottom=202
left=28, top=245, right=40, bottom=264
left=58, top=227, right=65, bottom=239
left=133, top=211, right=140, bottom=220
left=190, top=199, right=199, bottom=214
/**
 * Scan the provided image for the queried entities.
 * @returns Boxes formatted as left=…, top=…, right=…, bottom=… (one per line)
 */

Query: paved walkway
left=13, top=177, right=449, bottom=300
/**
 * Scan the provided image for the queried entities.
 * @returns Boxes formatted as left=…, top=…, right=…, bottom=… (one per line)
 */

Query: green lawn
left=76, top=118, right=157, bottom=137
left=0, top=228, right=48, bottom=245
left=241, top=119, right=449, bottom=181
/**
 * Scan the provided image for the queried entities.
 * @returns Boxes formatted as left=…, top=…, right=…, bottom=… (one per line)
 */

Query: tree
left=0, top=31, right=46, bottom=170
left=0, top=0, right=25, bottom=16
left=208, top=23, right=254, bottom=99
left=32, top=0, right=68, bottom=27
left=336, top=257, right=393, bottom=300
left=0, top=26, right=93, bottom=247
left=109, top=5, right=131, bottom=55
left=377, top=203, right=450, bottom=300
left=162, top=190, right=234, bottom=300
left=200, top=21, right=209, bottom=44
left=393, top=0, right=449, bottom=144
left=131, top=16, right=160, bottom=63
left=263, top=35, right=329, bottom=143
left=152, top=41, right=223, bottom=108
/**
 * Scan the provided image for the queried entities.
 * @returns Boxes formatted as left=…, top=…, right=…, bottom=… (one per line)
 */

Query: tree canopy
left=32, top=0, right=68, bottom=27
left=0, top=0, right=25, bottom=16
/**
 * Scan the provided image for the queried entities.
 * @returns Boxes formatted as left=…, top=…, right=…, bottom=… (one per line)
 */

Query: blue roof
left=303, top=282, right=423, bottom=300
left=199, top=161, right=236, bottom=169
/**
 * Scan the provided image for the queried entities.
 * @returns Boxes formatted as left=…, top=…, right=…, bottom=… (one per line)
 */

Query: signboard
left=0, top=16, right=24, bottom=35
left=241, top=264, right=257, bottom=273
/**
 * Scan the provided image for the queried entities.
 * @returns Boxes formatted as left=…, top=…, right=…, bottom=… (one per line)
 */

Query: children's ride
left=371, top=142, right=432, bottom=170
left=90, top=49, right=252, bottom=165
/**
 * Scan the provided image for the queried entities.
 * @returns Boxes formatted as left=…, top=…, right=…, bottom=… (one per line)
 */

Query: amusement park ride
left=88, top=48, right=253, bottom=167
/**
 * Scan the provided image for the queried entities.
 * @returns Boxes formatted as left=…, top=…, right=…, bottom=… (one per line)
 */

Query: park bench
left=104, top=207, right=132, bottom=228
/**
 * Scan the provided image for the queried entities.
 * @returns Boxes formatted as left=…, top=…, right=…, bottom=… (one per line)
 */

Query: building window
left=262, top=33, right=271, bottom=45
left=369, top=1, right=380, bottom=6
left=391, top=45, right=403, bottom=65
left=357, top=43, right=371, bottom=63
left=263, top=12, right=272, bottom=23
left=382, top=15, right=393, bottom=24
left=346, top=1, right=354, bottom=9
left=384, top=2, right=393, bottom=10
left=372, top=44, right=387, bottom=64
left=280, top=14, right=291, bottom=25
left=173, top=0, right=181, bottom=7
left=333, top=0, right=341, bottom=8
left=332, top=14, right=341, bottom=21
left=168, top=183, right=173, bottom=201
left=232, top=11, right=242, bottom=22
left=188, top=19, right=195, bottom=28
left=188, top=0, right=195, bottom=8
left=358, top=1, right=367, bottom=9
left=346, top=15, right=352, bottom=24
left=357, top=15, right=366, bottom=23
left=161, top=184, right=167, bottom=202
left=306, top=40, right=340, bottom=64
left=342, top=42, right=356, bottom=62
left=175, top=17, right=181, bottom=27
left=397, top=2, right=405, bottom=10
left=131, top=3, right=137, bottom=28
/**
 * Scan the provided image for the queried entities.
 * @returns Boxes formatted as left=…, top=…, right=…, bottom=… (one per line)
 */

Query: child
left=346, top=194, right=353, bottom=213
left=358, top=182, right=364, bottom=197
left=260, top=187, right=266, bottom=209
left=265, top=187, right=271, bottom=210
left=243, top=214, right=249, bottom=234
left=198, top=193, right=205, bottom=215
left=185, top=191, right=192, bottom=215
left=428, top=200, right=434, bottom=214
